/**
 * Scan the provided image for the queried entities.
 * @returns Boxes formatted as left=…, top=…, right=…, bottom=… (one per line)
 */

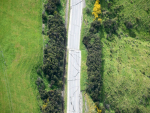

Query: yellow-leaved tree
left=92, top=0, right=102, bottom=23
left=95, top=105, right=102, bottom=113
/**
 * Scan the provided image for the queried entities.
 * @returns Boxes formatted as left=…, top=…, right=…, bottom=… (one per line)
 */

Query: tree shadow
left=99, top=26, right=105, bottom=103
left=129, top=30, right=136, bottom=38
left=100, top=52, right=105, bottom=103
left=57, top=4, right=63, bottom=13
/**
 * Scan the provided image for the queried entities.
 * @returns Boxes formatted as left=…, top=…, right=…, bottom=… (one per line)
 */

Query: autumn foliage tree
left=92, top=0, right=102, bottom=22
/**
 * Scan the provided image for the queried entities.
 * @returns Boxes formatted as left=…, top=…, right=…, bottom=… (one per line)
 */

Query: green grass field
left=80, top=0, right=150, bottom=112
left=0, top=0, right=43, bottom=112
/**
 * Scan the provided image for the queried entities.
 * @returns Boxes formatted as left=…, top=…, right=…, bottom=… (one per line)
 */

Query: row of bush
left=36, top=78, right=63, bottom=113
left=83, top=21, right=103, bottom=106
left=36, top=0, right=66, bottom=112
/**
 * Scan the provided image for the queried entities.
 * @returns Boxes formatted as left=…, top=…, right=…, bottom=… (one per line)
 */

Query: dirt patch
left=65, top=0, right=69, bottom=28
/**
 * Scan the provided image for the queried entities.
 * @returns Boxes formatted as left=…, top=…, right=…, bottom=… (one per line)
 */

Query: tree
left=92, top=0, right=102, bottom=22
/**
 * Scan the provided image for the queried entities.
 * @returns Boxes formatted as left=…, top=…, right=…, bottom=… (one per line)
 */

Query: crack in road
left=74, top=72, right=79, bottom=77
left=71, top=0, right=83, bottom=8
left=69, top=86, right=79, bottom=90
left=69, top=86, right=80, bottom=113
left=69, top=55, right=80, bottom=78
left=70, top=97, right=75, bottom=112
left=69, top=52, right=80, bottom=66
left=67, top=0, right=83, bottom=112
left=70, top=58, right=80, bottom=72
left=68, top=79, right=80, bottom=81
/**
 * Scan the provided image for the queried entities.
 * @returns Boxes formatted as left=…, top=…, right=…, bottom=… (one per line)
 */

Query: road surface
left=67, top=0, right=83, bottom=113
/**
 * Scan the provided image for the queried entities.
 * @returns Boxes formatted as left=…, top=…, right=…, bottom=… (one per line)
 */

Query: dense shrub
left=42, top=43, right=64, bottom=87
left=44, top=0, right=60, bottom=15
left=42, top=13, right=66, bottom=88
left=83, top=21, right=103, bottom=104
left=42, top=90, right=62, bottom=113
left=36, top=78, right=48, bottom=100
left=103, top=19, right=118, bottom=34
left=47, top=14, right=66, bottom=46
left=91, top=20, right=101, bottom=30
left=124, top=21, right=133, bottom=29
left=86, top=40, right=102, bottom=102
left=36, top=1, right=66, bottom=113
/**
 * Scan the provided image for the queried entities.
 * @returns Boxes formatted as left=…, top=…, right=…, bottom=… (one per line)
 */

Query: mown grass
left=0, top=0, right=43, bottom=112
left=81, top=0, right=150, bottom=112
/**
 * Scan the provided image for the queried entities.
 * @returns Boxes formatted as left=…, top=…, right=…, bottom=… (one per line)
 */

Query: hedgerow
left=36, top=0, right=66, bottom=112
left=83, top=20, right=103, bottom=111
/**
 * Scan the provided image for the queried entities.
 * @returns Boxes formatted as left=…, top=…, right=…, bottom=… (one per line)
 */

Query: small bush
left=36, top=77, right=45, bottom=90
left=103, top=19, right=118, bottom=34
left=42, top=90, right=62, bottom=112
left=91, top=20, right=101, bottom=31
left=44, top=0, right=60, bottom=15
left=89, top=27, right=97, bottom=34
left=125, top=21, right=133, bottom=29
left=86, top=8, right=91, bottom=14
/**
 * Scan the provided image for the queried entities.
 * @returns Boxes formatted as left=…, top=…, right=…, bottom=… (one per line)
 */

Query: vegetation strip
left=82, top=20, right=103, bottom=113
left=36, top=0, right=67, bottom=112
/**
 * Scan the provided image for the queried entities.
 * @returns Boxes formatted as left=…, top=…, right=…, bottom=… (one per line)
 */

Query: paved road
left=68, top=0, right=83, bottom=49
left=67, top=0, right=83, bottom=113
left=67, top=50, right=81, bottom=113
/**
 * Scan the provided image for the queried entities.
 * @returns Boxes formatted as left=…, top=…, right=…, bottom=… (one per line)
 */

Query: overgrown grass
left=0, top=0, right=43, bottom=112
left=81, top=0, right=150, bottom=112
left=58, top=0, right=67, bottom=23
left=101, top=34, right=150, bottom=112
left=101, top=0, right=150, bottom=112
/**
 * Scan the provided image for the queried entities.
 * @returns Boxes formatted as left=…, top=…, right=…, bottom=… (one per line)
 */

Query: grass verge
left=58, top=0, right=67, bottom=23
left=64, top=50, right=69, bottom=113
left=80, top=1, right=97, bottom=112
left=64, top=0, right=70, bottom=112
